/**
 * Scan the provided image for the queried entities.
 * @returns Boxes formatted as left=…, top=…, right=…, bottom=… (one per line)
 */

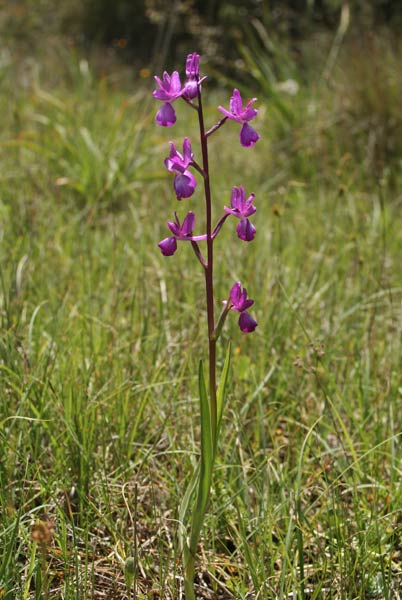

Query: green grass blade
left=178, top=462, right=200, bottom=553
left=0, top=511, right=20, bottom=579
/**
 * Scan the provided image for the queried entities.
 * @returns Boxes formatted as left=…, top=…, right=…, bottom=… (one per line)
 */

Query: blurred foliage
left=1, top=0, right=401, bottom=189
left=330, top=32, right=402, bottom=179
left=1, top=0, right=401, bottom=65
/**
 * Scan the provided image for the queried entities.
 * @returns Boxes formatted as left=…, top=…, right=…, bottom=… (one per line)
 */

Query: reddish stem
left=196, top=87, right=217, bottom=443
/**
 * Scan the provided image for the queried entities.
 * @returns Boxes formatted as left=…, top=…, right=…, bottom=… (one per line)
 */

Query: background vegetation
left=1, top=1, right=401, bottom=598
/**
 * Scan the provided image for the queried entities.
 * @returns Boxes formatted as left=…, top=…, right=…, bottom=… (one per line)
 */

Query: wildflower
left=218, top=89, right=260, bottom=147
left=153, top=71, right=183, bottom=126
left=165, top=138, right=197, bottom=199
left=224, top=186, right=257, bottom=241
left=183, top=52, right=200, bottom=99
left=158, top=211, right=206, bottom=256
left=223, top=282, right=258, bottom=333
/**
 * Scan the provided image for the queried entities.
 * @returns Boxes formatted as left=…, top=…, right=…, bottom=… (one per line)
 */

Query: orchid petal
left=170, top=71, right=182, bottom=96
left=174, top=171, right=197, bottom=199
left=153, top=89, right=172, bottom=101
left=228, top=282, right=255, bottom=312
left=237, top=218, right=256, bottom=241
left=153, top=70, right=183, bottom=103
left=230, top=89, right=243, bottom=115
left=158, top=236, right=177, bottom=256
left=181, top=211, right=195, bottom=236
left=167, top=218, right=180, bottom=236
left=240, top=123, right=260, bottom=147
left=238, top=311, right=258, bottom=333
left=242, top=107, right=258, bottom=122
left=156, top=103, right=176, bottom=127
left=165, top=139, right=193, bottom=172
left=224, top=206, right=239, bottom=217
left=217, top=106, right=240, bottom=121
left=183, top=138, right=193, bottom=164
left=229, top=282, right=242, bottom=305
left=231, top=186, right=244, bottom=210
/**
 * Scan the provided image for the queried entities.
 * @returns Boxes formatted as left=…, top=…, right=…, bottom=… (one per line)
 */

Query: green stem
left=184, top=559, right=196, bottom=600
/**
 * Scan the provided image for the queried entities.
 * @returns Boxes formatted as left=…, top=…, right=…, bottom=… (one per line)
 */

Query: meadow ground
left=1, top=37, right=402, bottom=599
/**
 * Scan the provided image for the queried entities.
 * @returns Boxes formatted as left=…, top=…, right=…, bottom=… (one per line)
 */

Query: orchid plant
left=153, top=53, right=259, bottom=599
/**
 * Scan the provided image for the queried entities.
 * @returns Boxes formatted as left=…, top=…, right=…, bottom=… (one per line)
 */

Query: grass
left=1, top=38, right=402, bottom=599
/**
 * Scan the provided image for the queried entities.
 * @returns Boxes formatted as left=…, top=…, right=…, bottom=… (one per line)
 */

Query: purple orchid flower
left=164, top=138, right=197, bottom=199
left=218, top=89, right=260, bottom=147
left=224, top=186, right=257, bottom=242
left=183, top=52, right=200, bottom=100
left=223, top=282, right=258, bottom=333
left=153, top=71, right=183, bottom=126
left=158, top=211, right=206, bottom=256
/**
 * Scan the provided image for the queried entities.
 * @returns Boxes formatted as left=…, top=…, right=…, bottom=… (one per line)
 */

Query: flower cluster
left=154, top=53, right=259, bottom=334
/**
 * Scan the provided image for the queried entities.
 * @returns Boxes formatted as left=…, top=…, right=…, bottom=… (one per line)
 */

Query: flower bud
left=183, top=80, right=198, bottom=100
left=185, top=53, right=200, bottom=79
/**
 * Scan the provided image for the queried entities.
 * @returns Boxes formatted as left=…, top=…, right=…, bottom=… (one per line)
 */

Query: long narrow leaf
left=188, top=361, right=214, bottom=554
left=216, top=342, right=231, bottom=440
left=196, top=360, right=213, bottom=510
left=178, top=462, right=200, bottom=553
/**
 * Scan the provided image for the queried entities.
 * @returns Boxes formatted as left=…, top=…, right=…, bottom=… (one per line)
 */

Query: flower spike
left=153, top=51, right=259, bottom=599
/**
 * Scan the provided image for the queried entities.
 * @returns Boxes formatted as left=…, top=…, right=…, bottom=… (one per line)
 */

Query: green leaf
left=187, top=361, right=214, bottom=556
left=197, top=360, right=213, bottom=511
left=216, top=343, right=231, bottom=440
